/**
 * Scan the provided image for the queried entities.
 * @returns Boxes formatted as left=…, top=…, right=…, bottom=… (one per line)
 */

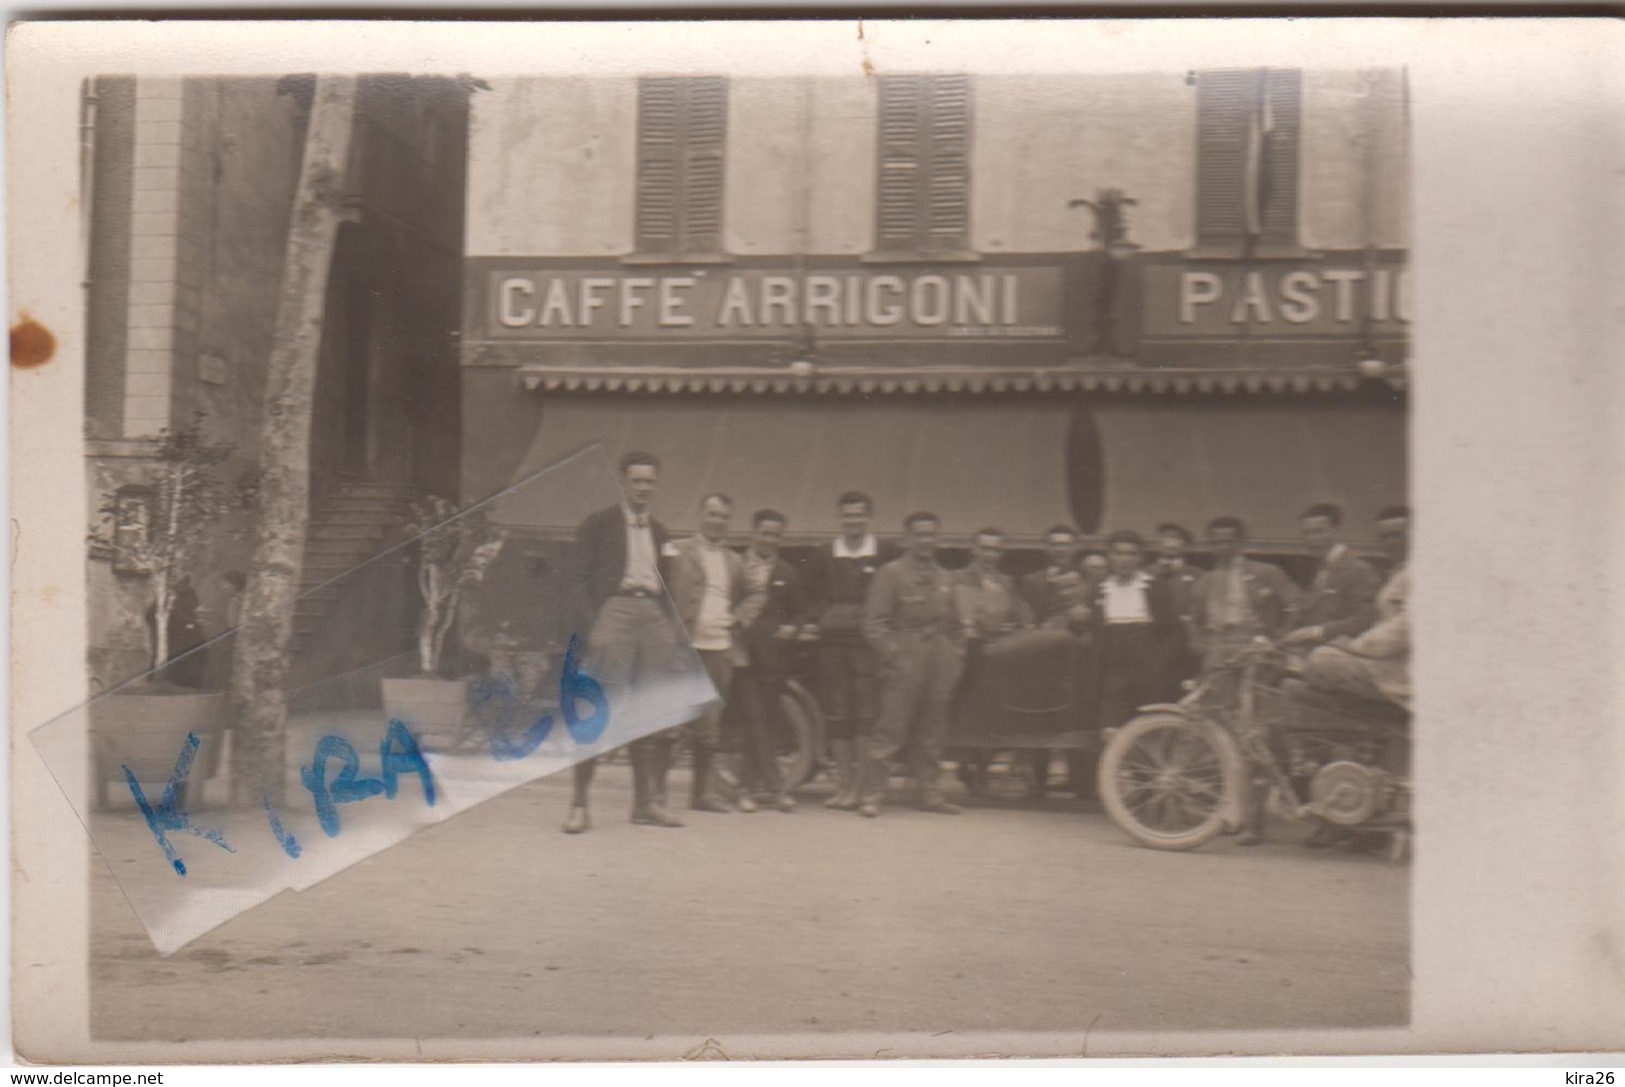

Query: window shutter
left=635, top=78, right=683, bottom=254
left=924, top=74, right=971, bottom=251
left=876, top=75, right=925, bottom=251
left=1195, top=69, right=1256, bottom=246
left=1259, top=68, right=1301, bottom=244
left=679, top=76, right=728, bottom=255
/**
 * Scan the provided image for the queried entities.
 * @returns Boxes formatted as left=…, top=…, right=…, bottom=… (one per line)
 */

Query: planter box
left=380, top=676, right=471, bottom=750
left=91, top=690, right=229, bottom=812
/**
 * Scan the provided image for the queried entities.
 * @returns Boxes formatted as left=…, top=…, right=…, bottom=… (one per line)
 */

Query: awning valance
left=513, top=363, right=1402, bottom=397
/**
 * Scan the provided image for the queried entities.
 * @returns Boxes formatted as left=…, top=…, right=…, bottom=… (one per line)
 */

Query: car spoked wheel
left=1099, top=712, right=1245, bottom=851
left=774, top=680, right=821, bottom=794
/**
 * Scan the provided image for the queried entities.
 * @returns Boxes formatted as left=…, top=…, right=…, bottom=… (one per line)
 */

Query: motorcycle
left=1096, top=639, right=1411, bottom=860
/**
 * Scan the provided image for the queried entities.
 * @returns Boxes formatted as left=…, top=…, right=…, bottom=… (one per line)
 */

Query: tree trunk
left=229, top=76, right=358, bottom=807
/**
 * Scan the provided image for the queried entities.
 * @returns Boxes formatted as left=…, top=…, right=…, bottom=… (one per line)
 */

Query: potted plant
left=86, top=413, right=256, bottom=810
left=380, top=494, right=503, bottom=749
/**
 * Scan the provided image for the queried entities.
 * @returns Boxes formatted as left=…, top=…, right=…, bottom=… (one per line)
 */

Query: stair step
left=321, top=507, right=403, bottom=521
left=335, top=481, right=416, bottom=495
left=305, top=540, right=371, bottom=558
left=323, top=495, right=406, bottom=511
left=311, top=524, right=387, bottom=541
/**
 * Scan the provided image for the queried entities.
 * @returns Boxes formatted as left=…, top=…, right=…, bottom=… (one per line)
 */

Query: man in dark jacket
left=1017, top=525, right=1099, bottom=798
left=1283, top=502, right=1381, bottom=650
left=727, top=508, right=806, bottom=813
left=801, top=491, right=900, bottom=810
left=561, top=451, right=687, bottom=835
left=1153, top=522, right=1203, bottom=686
left=1188, top=516, right=1302, bottom=672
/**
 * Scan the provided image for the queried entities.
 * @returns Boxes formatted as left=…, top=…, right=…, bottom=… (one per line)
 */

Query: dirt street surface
left=90, top=763, right=1408, bottom=1044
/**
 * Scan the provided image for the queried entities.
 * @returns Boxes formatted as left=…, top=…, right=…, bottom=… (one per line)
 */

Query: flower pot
left=380, top=676, right=471, bottom=751
left=90, top=689, right=229, bottom=812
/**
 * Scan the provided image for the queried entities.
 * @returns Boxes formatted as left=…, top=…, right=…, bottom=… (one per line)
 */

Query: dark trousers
left=864, top=633, right=965, bottom=804
left=818, top=638, right=880, bottom=741
left=572, top=595, right=687, bottom=809
left=1098, top=623, right=1167, bottom=730
left=727, top=665, right=786, bottom=796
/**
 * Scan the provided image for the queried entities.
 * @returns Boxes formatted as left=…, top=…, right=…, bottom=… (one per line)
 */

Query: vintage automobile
left=766, top=625, right=1100, bottom=799
left=1096, top=640, right=1411, bottom=860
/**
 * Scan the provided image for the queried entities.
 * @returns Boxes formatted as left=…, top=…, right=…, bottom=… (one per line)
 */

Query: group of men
left=553, top=449, right=1411, bottom=841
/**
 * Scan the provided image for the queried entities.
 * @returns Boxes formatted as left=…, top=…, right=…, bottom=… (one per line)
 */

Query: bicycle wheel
left=1098, top=711, right=1244, bottom=851
left=775, top=679, right=822, bottom=794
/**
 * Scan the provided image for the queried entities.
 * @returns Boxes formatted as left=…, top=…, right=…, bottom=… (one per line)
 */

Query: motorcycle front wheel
left=1098, top=711, right=1246, bottom=851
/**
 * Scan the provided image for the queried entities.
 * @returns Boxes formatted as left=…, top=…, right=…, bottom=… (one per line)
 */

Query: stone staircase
left=290, top=480, right=417, bottom=654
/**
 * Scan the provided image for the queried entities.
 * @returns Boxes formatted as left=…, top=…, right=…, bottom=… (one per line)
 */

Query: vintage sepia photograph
left=56, top=49, right=1412, bottom=1044
left=16, top=18, right=1620, bottom=1066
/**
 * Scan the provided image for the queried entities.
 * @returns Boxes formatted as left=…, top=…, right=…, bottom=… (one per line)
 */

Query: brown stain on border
left=10, top=314, right=56, bottom=368
left=858, top=19, right=876, bottom=78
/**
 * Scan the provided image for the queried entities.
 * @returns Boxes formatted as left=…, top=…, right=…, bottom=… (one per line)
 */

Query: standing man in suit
left=858, top=511, right=967, bottom=818
left=1188, top=516, right=1302, bottom=673
left=728, top=508, right=805, bottom=813
left=802, top=491, right=901, bottom=811
left=663, top=493, right=747, bottom=815
left=562, top=450, right=685, bottom=835
left=1283, top=503, right=1381, bottom=650
left=1092, top=530, right=1184, bottom=733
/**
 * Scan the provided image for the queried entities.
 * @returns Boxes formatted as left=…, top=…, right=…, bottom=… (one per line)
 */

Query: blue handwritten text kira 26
left=126, top=633, right=608, bottom=875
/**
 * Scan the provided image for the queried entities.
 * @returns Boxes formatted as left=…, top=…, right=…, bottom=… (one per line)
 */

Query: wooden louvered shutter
left=1195, top=69, right=1256, bottom=248
left=924, top=74, right=971, bottom=251
left=1259, top=68, right=1302, bottom=245
left=636, top=78, right=683, bottom=254
left=876, top=75, right=925, bottom=251
left=680, top=77, right=728, bottom=254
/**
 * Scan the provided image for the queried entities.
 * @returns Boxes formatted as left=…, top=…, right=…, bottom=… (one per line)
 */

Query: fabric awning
left=498, top=397, right=1077, bottom=545
left=493, top=393, right=1406, bottom=552
left=1093, top=401, right=1408, bottom=548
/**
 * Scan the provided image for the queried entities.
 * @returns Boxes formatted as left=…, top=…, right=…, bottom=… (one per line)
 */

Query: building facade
left=83, top=74, right=471, bottom=693
left=460, top=68, right=1409, bottom=561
